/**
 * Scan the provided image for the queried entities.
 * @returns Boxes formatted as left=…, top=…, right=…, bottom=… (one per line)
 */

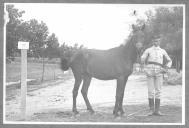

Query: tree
left=6, top=4, right=84, bottom=60
left=153, top=7, right=183, bottom=72
left=59, top=42, right=85, bottom=60
left=136, top=7, right=183, bottom=71
left=6, top=5, right=25, bottom=58
left=6, top=5, right=51, bottom=58
left=24, top=19, right=49, bottom=58
left=44, top=33, right=59, bottom=59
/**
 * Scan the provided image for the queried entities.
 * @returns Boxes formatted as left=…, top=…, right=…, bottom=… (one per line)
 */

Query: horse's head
left=131, top=24, right=146, bottom=63
left=132, top=24, right=145, bottom=50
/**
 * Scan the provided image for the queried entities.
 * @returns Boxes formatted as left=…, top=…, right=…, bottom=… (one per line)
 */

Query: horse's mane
left=117, top=34, right=138, bottom=62
left=119, top=33, right=136, bottom=52
left=103, top=35, right=134, bottom=53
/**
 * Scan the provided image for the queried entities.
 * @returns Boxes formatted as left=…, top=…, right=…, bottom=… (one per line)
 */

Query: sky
left=10, top=3, right=155, bottom=49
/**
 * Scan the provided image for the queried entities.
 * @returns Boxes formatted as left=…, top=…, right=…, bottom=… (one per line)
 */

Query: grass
left=6, top=61, right=73, bottom=100
left=6, top=61, right=70, bottom=84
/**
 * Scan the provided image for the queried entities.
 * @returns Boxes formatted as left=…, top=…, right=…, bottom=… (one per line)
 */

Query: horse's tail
left=60, top=58, right=70, bottom=71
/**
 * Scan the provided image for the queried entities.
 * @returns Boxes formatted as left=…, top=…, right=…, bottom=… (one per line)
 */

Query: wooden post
left=41, top=57, right=45, bottom=82
left=18, top=41, right=29, bottom=120
left=20, top=49, right=27, bottom=119
left=41, top=45, right=47, bottom=82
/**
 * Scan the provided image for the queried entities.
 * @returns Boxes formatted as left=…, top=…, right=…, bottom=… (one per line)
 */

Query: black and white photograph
left=1, top=1, right=187, bottom=126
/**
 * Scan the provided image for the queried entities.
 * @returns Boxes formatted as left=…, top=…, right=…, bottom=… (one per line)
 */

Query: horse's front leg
left=118, top=76, right=128, bottom=115
left=113, top=76, right=126, bottom=117
left=72, top=76, right=82, bottom=115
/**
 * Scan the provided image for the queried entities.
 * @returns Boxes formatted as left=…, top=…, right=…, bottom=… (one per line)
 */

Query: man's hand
left=163, top=65, right=169, bottom=70
left=140, top=63, right=145, bottom=73
left=162, top=65, right=169, bottom=74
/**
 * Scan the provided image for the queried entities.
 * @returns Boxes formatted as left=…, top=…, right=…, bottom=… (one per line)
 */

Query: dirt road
left=5, top=74, right=182, bottom=123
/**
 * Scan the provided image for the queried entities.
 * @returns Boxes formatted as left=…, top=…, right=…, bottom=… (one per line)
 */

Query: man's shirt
left=141, top=46, right=172, bottom=67
left=141, top=46, right=172, bottom=76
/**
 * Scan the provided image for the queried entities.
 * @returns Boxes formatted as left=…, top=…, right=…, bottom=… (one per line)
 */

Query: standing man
left=141, top=35, right=172, bottom=116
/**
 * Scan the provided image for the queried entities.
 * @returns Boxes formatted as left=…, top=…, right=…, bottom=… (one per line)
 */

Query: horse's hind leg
left=81, top=75, right=94, bottom=114
left=72, top=76, right=82, bottom=114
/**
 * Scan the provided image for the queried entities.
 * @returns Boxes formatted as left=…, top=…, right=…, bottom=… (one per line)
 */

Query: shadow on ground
left=26, top=104, right=181, bottom=123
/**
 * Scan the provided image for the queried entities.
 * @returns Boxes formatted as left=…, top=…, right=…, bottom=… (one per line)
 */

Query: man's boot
left=154, top=98, right=163, bottom=116
left=148, top=98, right=154, bottom=116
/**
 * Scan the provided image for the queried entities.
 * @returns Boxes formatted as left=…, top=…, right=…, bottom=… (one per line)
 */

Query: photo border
left=0, top=0, right=188, bottom=128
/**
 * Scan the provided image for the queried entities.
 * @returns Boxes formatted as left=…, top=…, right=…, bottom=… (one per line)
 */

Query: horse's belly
left=91, top=73, right=115, bottom=80
left=87, top=63, right=118, bottom=80
left=86, top=56, right=133, bottom=79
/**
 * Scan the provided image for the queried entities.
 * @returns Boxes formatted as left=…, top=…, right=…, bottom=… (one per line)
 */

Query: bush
left=165, top=69, right=182, bottom=85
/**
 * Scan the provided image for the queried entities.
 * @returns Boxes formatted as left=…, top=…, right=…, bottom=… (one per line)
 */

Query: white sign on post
left=18, top=41, right=29, bottom=49
left=18, top=41, right=29, bottom=120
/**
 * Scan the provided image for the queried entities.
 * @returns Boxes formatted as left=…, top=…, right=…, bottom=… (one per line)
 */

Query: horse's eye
left=136, top=42, right=143, bottom=49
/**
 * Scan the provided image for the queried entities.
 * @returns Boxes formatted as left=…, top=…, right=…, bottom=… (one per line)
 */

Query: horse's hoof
left=118, top=109, right=125, bottom=115
left=114, top=115, right=121, bottom=120
left=87, top=109, right=95, bottom=114
left=113, top=112, right=119, bottom=118
left=113, top=110, right=116, bottom=115
left=87, top=108, right=94, bottom=114
left=90, top=110, right=95, bottom=115
left=72, top=110, right=79, bottom=115
left=120, top=111, right=125, bottom=117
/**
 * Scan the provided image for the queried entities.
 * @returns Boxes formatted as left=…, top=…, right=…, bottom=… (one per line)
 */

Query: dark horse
left=60, top=24, right=145, bottom=117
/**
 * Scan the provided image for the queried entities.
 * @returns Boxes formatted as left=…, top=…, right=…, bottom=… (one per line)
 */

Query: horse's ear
left=141, top=23, right=145, bottom=31
left=132, top=24, right=137, bottom=32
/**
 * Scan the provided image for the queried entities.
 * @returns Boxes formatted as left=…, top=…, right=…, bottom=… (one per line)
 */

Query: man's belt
left=147, top=61, right=164, bottom=67
left=146, top=61, right=168, bottom=74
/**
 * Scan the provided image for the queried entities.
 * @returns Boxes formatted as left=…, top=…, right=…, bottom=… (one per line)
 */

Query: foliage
left=6, top=5, right=84, bottom=60
left=59, top=42, right=85, bottom=59
left=44, top=33, right=59, bottom=59
left=6, top=5, right=50, bottom=58
left=165, top=70, right=182, bottom=85
left=150, top=7, right=182, bottom=54
left=6, top=5, right=25, bottom=58
left=21, top=19, right=49, bottom=57
left=135, top=7, right=183, bottom=71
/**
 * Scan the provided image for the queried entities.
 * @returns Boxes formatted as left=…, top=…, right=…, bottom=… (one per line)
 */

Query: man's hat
left=152, top=35, right=162, bottom=42
left=153, top=35, right=161, bottom=40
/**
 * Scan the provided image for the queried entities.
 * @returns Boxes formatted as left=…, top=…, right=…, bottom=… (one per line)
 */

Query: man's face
left=153, top=38, right=161, bottom=47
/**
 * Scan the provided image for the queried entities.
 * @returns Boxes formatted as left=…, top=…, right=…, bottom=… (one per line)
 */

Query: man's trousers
left=147, top=74, right=163, bottom=99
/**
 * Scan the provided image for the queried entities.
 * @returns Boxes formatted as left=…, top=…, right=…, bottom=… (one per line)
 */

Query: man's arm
left=163, top=50, right=172, bottom=68
left=141, top=49, right=149, bottom=64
